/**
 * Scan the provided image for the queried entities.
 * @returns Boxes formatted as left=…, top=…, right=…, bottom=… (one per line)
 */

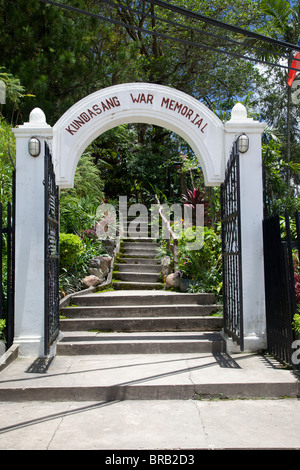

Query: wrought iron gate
left=44, top=142, right=59, bottom=355
left=221, top=141, right=244, bottom=350
left=0, top=170, right=15, bottom=349
left=263, top=212, right=300, bottom=366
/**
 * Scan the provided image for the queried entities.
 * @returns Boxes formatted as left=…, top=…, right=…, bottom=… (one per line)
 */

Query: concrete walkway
left=0, top=398, right=299, bottom=450
left=0, top=349, right=299, bottom=450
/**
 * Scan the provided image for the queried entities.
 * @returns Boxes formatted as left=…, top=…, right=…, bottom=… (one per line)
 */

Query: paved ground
left=0, top=349, right=299, bottom=450
left=0, top=398, right=299, bottom=450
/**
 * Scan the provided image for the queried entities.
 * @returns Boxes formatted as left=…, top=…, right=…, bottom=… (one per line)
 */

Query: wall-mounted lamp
left=28, top=137, right=41, bottom=157
left=237, top=133, right=249, bottom=153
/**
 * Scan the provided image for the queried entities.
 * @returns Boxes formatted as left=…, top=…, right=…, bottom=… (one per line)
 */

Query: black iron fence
left=263, top=211, right=300, bottom=367
left=0, top=170, right=15, bottom=349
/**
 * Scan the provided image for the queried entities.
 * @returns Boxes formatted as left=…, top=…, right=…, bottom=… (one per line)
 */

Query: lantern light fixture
left=237, top=133, right=249, bottom=153
left=28, top=137, right=41, bottom=157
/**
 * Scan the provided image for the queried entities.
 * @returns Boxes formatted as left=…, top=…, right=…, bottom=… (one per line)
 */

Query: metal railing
left=263, top=211, right=300, bottom=366
left=0, top=171, right=15, bottom=349
left=44, top=143, right=60, bottom=355
left=155, top=195, right=178, bottom=270
left=220, top=141, right=244, bottom=350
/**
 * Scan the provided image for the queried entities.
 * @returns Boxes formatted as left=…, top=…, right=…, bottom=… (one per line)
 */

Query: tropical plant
left=59, top=151, right=104, bottom=234
left=177, top=226, right=222, bottom=295
left=59, top=233, right=83, bottom=270
left=0, top=67, right=34, bottom=123
left=0, top=318, right=6, bottom=343
left=59, top=234, right=108, bottom=296
left=252, top=0, right=300, bottom=195
left=293, top=310, right=300, bottom=335
left=182, top=187, right=208, bottom=225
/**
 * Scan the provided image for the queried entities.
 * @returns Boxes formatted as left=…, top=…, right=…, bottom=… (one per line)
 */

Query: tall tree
left=0, top=0, right=265, bottom=123
left=89, top=0, right=263, bottom=110
left=251, top=0, right=300, bottom=194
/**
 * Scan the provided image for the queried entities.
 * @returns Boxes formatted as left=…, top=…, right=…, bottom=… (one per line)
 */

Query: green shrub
left=59, top=233, right=83, bottom=269
left=177, top=226, right=222, bottom=295
left=0, top=319, right=6, bottom=343
left=293, top=311, right=300, bottom=336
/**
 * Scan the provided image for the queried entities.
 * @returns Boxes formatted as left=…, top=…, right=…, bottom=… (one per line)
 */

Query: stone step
left=116, top=263, right=161, bottom=273
left=56, top=331, right=225, bottom=355
left=1, top=352, right=298, bottom=401
left=117, top=257, right=160, bottom=265
left=60, top=304, right=220, bottom=318
left=121, top=252, right=158, bottom=259
left=59, top=316, right=222, bottom=332
left=61, top=303, right=219, bottom=317
left=122, top=241, right=160, bottom=249
left=73, top=291, right=217, bottom=307
left=114, top=272, right=160, bottom=283
left=123, top=233, right=150, bottom=238
left=123, top=244, right=158, bottom=250
left=122, top=247, right=157, bottom=258
left=112, top=281, right=165, bottom=290
left=122, top=237, right=158, bottom=242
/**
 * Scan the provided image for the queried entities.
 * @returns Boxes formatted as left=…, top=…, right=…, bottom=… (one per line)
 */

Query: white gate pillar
left=13, top=108, right=53, bottom=356
left=225, top=104, right=267, bottom=353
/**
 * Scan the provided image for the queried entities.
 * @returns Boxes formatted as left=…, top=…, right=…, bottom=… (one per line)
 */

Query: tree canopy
left=0, top=0, right=299, bottom=217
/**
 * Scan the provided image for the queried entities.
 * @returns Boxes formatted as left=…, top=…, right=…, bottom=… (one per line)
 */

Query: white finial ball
left=29, top=108, right=46, bottom=124
left=231, top=103, right=247, bottom=121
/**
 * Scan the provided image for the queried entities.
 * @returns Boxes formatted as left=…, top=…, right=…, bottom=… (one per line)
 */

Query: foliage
left=59, top=151, right=104, bottom=234
left=59, top=233, right=83, bottom=269
left=92, top=124, right=200, bottom=203
left=177, top=226, right=223, bottom=295
left=262, top=129, right=300, bottom=216
left=0, top=118, right=15, bottom=318
left=0, top=318, right=5, bottom=343
left=294, top=253, right=300, bottom=305
left=59, top=234, right=108, bottom=296
left=0, top=0, right=265, bottom=124
left=293, top=311, right=300, bottom=335
left=182, top=187, right=207, bottom=209
left=0, top=0, right=114, bottom=124
left=252, top=0, right=300, bottom=201
left=0, top=66, right=34, bottom=123
left=182, top=187, right=208, bottom=225
left=292, top=253, right=300, bottom=335
left=0, top=118, right=15, bottom=208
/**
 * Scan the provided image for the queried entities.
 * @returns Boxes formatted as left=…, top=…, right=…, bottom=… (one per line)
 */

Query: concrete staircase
left=57, top=233, right=224, bottom=356
left=58, top=290, right=223, bottom=355
left=1, top=222, right=298, bottom=402
left=112, top=237, right=164, bottom=290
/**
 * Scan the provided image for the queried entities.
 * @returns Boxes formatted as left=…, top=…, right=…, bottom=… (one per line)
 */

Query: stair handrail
left=155, top=194, right=178, bottom=270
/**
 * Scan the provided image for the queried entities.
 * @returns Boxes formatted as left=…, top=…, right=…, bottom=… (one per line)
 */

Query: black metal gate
left=44, top=142, right=59, bottom=355
left=221, top=141, right=244, bottom=350
left=0, top=170, right=15, bottom=349
left=263, top=212, right=300, bottom=366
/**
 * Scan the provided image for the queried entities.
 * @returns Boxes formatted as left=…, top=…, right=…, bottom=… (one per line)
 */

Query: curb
left=0, top=344, right=19, bottom=373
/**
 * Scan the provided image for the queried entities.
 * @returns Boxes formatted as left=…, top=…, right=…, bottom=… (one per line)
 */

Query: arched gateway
left=13, top=83, right=266, bottom=357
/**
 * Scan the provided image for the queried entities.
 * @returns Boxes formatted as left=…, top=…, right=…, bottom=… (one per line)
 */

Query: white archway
left=52, top=83, right=225, bottom=188
left=12, top=83, right=267, bottom=357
